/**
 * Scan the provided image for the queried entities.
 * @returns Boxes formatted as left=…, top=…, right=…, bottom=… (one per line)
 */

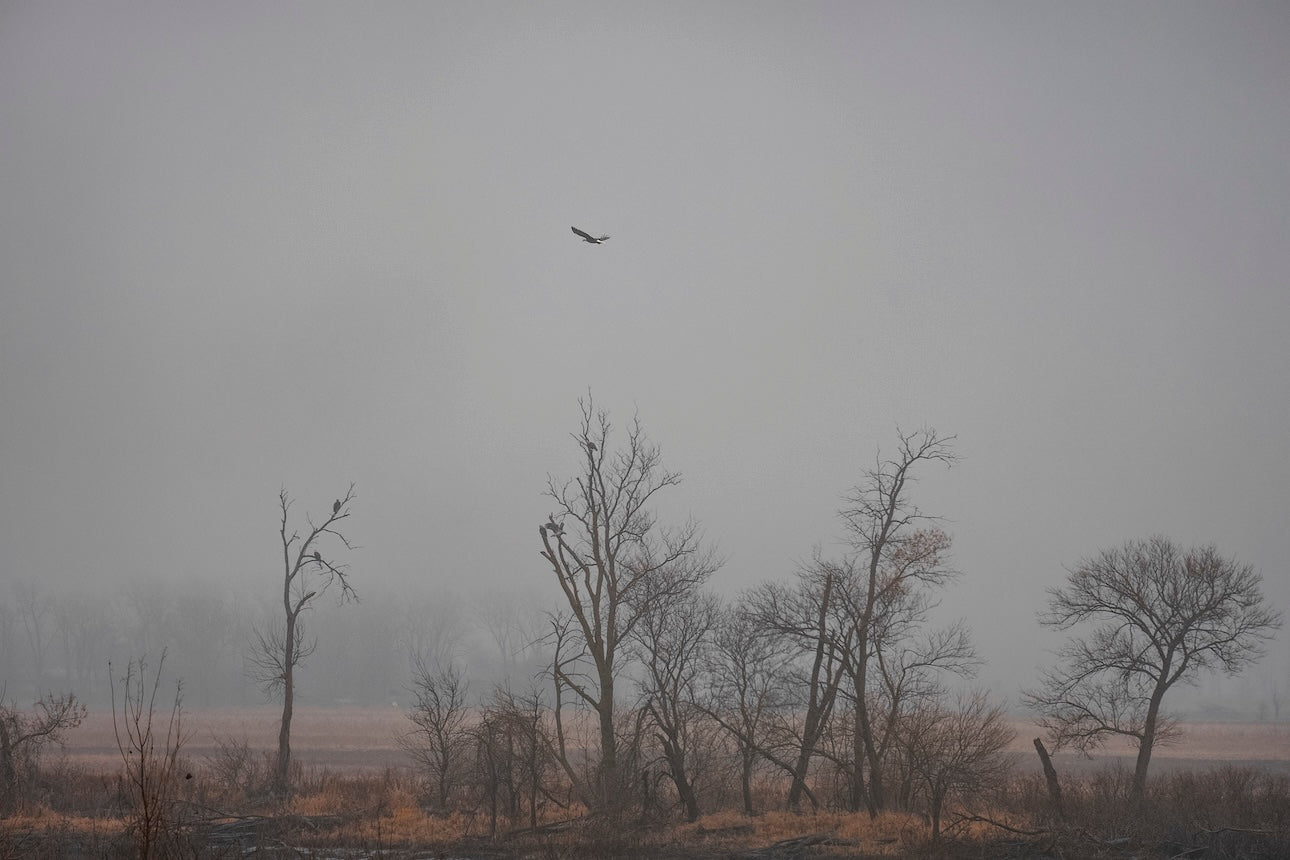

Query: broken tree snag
left=1033, top=738, right=1065, bottom=821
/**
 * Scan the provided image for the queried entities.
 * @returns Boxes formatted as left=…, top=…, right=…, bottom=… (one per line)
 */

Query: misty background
left=2, top=2, right=1287, bottom=716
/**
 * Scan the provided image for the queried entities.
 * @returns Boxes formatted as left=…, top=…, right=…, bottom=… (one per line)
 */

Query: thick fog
left=2, top=3, right=1287, bottom=714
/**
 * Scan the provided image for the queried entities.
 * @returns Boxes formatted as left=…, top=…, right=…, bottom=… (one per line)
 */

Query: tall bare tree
left=837, top=428, right=957, bottom=814
left=537, top=397, right=718, bottom=811
left=835, top=528, right=974, bottom=815
left=249, top=484, right=358, bottom=797
left=1025, top=536, right=1282, bottom=802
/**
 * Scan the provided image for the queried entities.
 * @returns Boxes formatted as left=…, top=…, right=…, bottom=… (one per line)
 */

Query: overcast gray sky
left=2, top=1, right=1287, bottom=697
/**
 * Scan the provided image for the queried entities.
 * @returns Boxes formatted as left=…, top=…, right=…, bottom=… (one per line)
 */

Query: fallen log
left=738, top=832, right=859, bottom=857
left=205, top=812, right=344, bottom=844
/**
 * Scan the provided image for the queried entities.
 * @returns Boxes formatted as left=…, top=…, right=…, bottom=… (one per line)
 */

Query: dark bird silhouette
left=313, top=551, right=322, bottom=563
left=587, top=441, right=597, bottom=452
left=545, top=514, right=564, bottom=537
left=333, top=499, right=342, bottom=515
left=572, top=226, right=610, bottom=244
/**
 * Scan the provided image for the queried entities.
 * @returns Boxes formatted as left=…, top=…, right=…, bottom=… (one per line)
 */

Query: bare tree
left=837, top=428, right=957, bottom=814
left=475, top=685, right=557, bottom=831
left=0, top=606, right=15, bottom=697
left=633, top=584, right=719, bottom=822
left=13, top=581, right=54, bottom=696
left=248, top=484, right=358, bottom=797
left=544, top=610, right=600, bottom=806
left=537, top=397, right=718, bottom=811
left=395, top=589, right=468, bottom=683
left=899, top=690, right=1014, bottom=840
left=0, top=688, right=86, bottom=812
left=836, top=529, right=976, bottom=815
left=745, top=560, right=847, bottom=812
left=699, top=603, right=792, bottom=816
left=401, top=659, right=471, bottom=811
left=1025, top=536, right=1282, bottom=802
left=473, top=587, right=547, bottom=688
left=171, top=584, right=239, bottom=708
left=53, top=591, right=114, bottom=702
left=119, top=579, right=181, bottom=667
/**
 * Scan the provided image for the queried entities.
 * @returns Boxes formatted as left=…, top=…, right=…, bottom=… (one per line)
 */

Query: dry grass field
left=5, top=707, right=1287, bottom=858
left=58, top=706, right=1290, bottom=774
left=60, top=704, right=415, bottom=773
left=1002, top=718, right=1290, bottom=775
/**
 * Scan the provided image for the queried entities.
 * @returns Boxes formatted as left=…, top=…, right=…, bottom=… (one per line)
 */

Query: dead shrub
left=110, top=653, right=192, bottom=860
left=201, top=733, right=269, bottom=806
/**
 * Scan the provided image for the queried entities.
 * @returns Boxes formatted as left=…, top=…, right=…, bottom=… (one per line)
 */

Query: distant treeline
left=0, top=577, right=550, bottom=708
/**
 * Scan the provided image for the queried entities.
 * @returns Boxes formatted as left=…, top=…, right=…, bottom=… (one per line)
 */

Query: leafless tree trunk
left=537, top=396, right=718, bottom=813
left=838, top=428, right=956, bottom=815
left=746, top=561, right=846, bottom=812
left=1024, top=536, right=1281, bottom=803
left=1032, top=737, right=1064, bottom=821
left=248, top=484, right=358, bottom=798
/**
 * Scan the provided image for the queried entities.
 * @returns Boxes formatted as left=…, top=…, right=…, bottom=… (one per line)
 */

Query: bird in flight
left=572, top=226, right=610, bottom=244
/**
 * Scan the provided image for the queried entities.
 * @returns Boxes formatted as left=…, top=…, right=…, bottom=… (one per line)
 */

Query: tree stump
left=1033, top=737, right=1065, bottom=822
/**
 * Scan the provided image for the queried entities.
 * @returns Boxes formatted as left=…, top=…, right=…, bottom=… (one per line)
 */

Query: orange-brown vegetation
left=3, top=708, right=1289, bottom=858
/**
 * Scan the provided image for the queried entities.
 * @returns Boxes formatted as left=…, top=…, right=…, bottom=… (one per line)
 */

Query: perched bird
left=333, top=499, right=342, bottom=515
left=587, top=441, right=597, bottom=452
left=313, top=551, right=322, bottom=563
left=545, top=515, right=564, bottom=537
left=572, top=226, right=610, bottom=244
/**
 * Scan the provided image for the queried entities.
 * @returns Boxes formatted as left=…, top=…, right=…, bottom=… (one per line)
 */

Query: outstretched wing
left=571, top=226, right=595, bottom=241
